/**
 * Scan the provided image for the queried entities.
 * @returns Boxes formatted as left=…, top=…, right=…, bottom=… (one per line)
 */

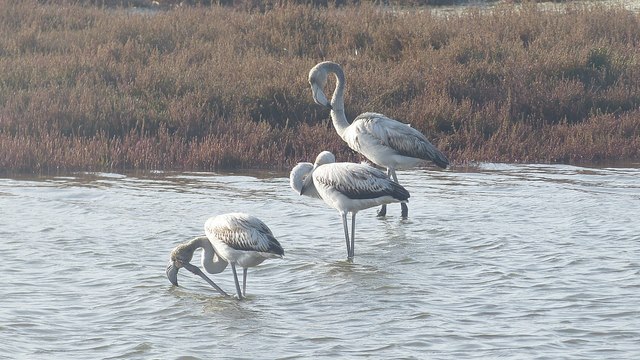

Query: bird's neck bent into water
left=194, top=236, right=227, bottom=274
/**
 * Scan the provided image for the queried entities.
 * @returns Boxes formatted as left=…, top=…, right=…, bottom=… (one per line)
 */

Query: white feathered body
left=341, top=112, right=449, bottom=170
left=312, top=162, right=410, bottom=213
left=289, top=162, right=321, bottom=199
left=204, top=213, right=284, bottom=269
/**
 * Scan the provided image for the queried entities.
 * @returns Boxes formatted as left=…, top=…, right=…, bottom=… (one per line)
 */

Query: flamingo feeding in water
left=166, top=235, right=229, bottom=296
left=166, top=213, right=284, bottom=299
left=291, top=151, right=410, bottom=259
left=308, top=61, right=449, bottom=218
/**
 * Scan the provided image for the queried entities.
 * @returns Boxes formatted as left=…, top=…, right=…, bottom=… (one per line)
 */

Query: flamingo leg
left=390, top=168, right=398, bottom=182
left=242, top=267, right=248, bottom=296
left=230, top=263, right=243, bottom=299
left=341, top=212, right=351, bottom=259
left=390, top=169, right=408, bottom=218
left=377, top=169, right=392, bottom=217
left=377, top=204, right=387, bottom=217
left=400, top=202, right=408, bottom=218
left=349, top=212, right=357, bottom=259
left=378, top=168, right=397, bottom=217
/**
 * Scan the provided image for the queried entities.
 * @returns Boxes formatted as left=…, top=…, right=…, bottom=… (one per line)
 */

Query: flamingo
left=293, top=151, right=410, bottom=259
left=166, top=213, right=284, bottom=299
left=204, top=213, right=284, bottom=299
left=308, top=61, right=449, bottom=218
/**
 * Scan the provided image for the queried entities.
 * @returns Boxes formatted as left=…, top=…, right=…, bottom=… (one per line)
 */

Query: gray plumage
left=309, top=61, right=449, bottom=217
left=293, top=151, right=410, bottom=259
left=204, top=213, right=284, bottom=299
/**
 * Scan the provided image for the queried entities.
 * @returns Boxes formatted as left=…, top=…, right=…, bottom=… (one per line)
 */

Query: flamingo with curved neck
left=292, top=151, right=410, bottom=259
left=167, top=213, right=284, bottom=299
left=308, top=61, right=449, bottom=218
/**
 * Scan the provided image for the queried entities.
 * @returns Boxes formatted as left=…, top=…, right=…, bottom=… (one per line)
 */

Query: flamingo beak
left=311, top=83, right=331, bottom=110
left=299, top=166, right=317, bottom=196
left=181, top=262, right=229, bottom=297
left=166, top=261, right=179, bottom=286
left=167, top=260, right=228, bottom=296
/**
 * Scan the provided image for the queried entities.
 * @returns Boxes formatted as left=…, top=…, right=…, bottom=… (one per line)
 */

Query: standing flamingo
left=293, top=151, right=410, bottom=259
left=166, top=213, right=284, bottom=299
left=308, top=61, right=449, bottom=218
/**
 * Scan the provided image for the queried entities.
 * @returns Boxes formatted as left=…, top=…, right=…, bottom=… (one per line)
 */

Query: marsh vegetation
left=0, top=1, right=638, bottom=173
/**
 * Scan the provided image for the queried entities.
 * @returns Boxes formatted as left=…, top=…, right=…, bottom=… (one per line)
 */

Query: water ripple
left=1, top=164, right=640, bottom=359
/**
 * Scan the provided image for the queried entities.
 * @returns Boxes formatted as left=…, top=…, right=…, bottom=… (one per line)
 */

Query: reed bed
left=1, top=1, right=639, bottom=173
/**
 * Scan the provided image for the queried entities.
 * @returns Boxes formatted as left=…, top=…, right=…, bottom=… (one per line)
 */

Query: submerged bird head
left=165, top=237, right=228, bottom=296
left=308, top=62, right=332, bottom=110
left=166, top=240, right=197, bottom=286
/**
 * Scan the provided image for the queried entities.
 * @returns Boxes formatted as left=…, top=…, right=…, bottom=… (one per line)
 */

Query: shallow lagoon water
left=1, top=163, right=639, bottom=359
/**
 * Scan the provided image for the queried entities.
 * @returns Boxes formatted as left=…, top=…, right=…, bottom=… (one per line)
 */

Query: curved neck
left=290, top=162, right=312, bottom=194
left=325, top=63, right=350, bottom=137
left=192, top=236, right=227, bottom=274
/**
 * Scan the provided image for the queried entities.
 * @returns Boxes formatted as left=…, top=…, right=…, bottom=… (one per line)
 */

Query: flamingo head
left=290, top=162, right=314, bottom=196
left=308, top=64, right=332, bottom=110
left=166, top=241, right=197, bottom=286
left=314, top=151, right=336, bottom=166
left=298, top=151, right=337, bottom=196
left=166, top=237, right=229, bottom=296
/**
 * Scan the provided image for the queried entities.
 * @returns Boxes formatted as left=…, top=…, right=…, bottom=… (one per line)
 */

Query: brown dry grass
left=1, top=1, right=639, bottom=174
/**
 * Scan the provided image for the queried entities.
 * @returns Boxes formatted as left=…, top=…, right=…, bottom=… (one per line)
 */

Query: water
left=1, top=164, right=639, bottom=359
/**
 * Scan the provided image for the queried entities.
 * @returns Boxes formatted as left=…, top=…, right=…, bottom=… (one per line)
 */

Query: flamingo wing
left=351, top=112, right=449, bottom=168
left=314, top=163, right=410, bottom=201
left=206, top=214, right=284, bottom=256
